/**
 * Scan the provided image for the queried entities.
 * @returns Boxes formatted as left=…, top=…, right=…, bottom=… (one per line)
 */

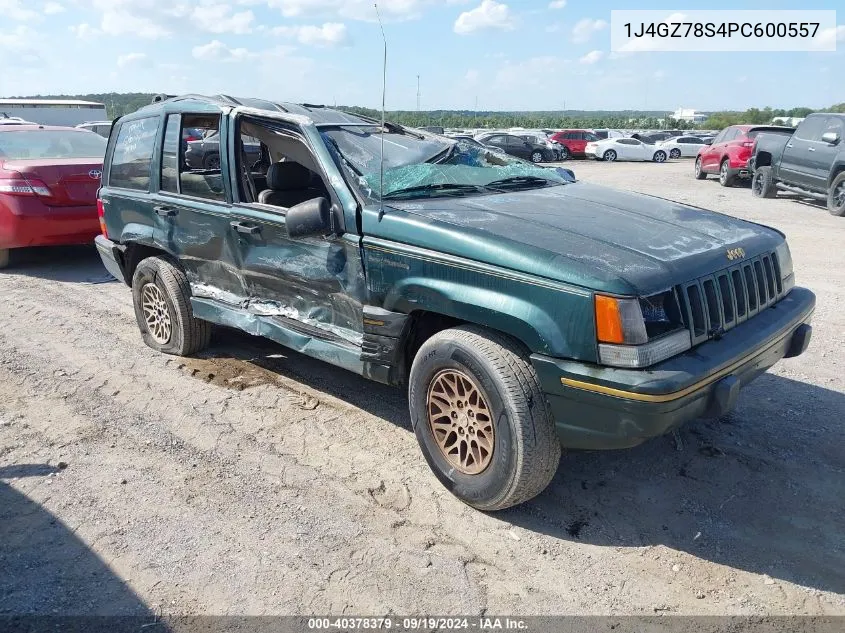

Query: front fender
left=364, top=242, right=597, bottom=361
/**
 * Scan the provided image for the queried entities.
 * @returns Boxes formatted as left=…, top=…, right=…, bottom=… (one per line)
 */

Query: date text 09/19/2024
left=307, top=617, right=528, bottom=630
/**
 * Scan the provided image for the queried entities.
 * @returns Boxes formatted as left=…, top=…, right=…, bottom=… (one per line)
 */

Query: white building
left=672, top=108, right=709, bottom=124
left=0, top=99, right=107, bottom=127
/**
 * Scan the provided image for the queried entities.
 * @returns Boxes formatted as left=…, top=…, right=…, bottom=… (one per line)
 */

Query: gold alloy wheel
left=141, top=283, right=172, bottom=345
left=427, top=369, right=494, bottom=475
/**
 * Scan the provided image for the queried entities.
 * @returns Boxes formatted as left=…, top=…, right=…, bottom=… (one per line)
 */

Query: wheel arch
left=754, top=151, right=773, bottom=169
left=828, top=162, right=845, bottom=188
left=383, top=279, right=594, bottom=384
left=121, top=240, right=179, bottom=286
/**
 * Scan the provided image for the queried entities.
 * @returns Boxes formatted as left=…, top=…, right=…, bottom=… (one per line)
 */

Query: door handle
left=807, top=147, right=815, bottom=152
left=786, top=143, right=793, bottom=148
left=154, top=205, right=178, bottom=217
left=230, top=221, right=261, bottom=235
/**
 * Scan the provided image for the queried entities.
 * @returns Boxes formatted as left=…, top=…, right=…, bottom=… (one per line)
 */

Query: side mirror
left=821, top=131, right=840, bottom=145
left=704, top=139, right=713, bottom=145
left=286, top=197, right=331, bottom=239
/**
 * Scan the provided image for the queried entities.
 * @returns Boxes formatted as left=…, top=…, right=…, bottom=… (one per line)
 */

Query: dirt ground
left=1, top=158, right=843, bottom=617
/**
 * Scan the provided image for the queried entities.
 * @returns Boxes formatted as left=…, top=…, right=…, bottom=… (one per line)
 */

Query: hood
left=383, top=182, right=783, bottom=295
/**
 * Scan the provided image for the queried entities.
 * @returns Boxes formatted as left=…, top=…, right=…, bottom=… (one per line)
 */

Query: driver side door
left=226, top=116, right=365, bottom=347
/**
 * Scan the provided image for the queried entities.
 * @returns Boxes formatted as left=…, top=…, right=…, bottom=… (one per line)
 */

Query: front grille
left=678, top=251, right=784, bottom=346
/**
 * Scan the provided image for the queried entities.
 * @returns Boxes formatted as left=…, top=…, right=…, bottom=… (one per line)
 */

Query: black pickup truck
left=750, top=112, right=845, bottom=216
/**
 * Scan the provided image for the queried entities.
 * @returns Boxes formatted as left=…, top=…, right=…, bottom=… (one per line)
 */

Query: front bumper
left=531, top=287, right=815, bottom=450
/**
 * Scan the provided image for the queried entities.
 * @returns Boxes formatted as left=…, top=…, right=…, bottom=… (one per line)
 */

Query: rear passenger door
left=150, top=112, right=245, bottom=298
left=506, top=135, right=532, bottom=160
left=780, top=116, right=825, bottom=188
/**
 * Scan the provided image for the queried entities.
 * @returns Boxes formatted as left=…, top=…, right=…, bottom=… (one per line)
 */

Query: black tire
left=131, top=256, right=211, bottom=356
left=530, top=151, right=544, bottom=164
left=603, top=149, right=617, bottom=162
left=751, top=166, right=777, bottom=199
left=559, top=146, right=570, bottom=161
left=0, top=248, right=9, bottom=270
left=719, top=159, right=735, bottom=187
left=408, top=325, right=561, bottom=511
left=653, top=150, right=667, bottom=163
left=694, top=157, right=707, bottom=180
left=828, top=172, right=845, bottom=217
left=203, top=153, right=220, bottom=170
left=669, top=148, right=681, bottom=159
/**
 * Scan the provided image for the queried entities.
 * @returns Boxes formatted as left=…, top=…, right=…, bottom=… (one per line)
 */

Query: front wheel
left=829, top=172, right=845, bottom=217
left=694, top=157, right=707, bottom=180
left=669, top=148, right=681, bottom=159
left=751, top=166, right=777, bottom=199
left=408, top=326, right=561, bottom=511
left=132, top=256, right=211, bottom=356
left=530, top=151, right=544, bottom=164
left=603, top=149, right=617, bottom=162
left=559, top=146, right=570, bottom=161
left=719, top=159, right=735, bottom=187
left=0, top=248, right=9, bottom=270
left=653, top=150, right=667, bottom=163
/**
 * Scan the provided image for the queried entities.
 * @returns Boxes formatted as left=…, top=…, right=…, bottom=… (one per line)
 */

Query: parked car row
left=690, top=114, right=844, bottom=217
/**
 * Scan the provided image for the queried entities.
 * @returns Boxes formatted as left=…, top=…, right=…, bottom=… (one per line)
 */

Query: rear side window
left=109, top=117, right=158, bottom=191
left=160, top=113, right=224, bottom=202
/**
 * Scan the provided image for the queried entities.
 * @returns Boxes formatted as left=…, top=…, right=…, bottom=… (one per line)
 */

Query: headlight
left=774, top=241, right=794, bottom=294
left=595, top=292, right=691, bottom=368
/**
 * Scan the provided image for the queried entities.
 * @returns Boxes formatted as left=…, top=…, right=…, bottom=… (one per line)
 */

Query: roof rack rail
left=151, top=94, right=176, bottom=104
left=214, top=94, right=243, bottom=106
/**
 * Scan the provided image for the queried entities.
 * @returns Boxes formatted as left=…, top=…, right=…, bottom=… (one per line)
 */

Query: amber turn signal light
left=594, top=295, right=625, bottom=344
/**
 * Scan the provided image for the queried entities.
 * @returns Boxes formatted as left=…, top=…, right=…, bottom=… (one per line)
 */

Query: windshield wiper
left=382, top=183, right=489, bottom=200
left=485, top=176, right=558, bottom=191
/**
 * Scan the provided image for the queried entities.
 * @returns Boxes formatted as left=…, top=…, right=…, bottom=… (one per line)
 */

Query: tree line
left=11, top=92, right=845, bottom=131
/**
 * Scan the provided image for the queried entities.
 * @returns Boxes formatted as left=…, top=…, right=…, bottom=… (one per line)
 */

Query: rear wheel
left=719, top=159, right=735, bottom=187
left=603, top=149, right=617, bottom=162
left=829, top=172, right=845, bottom=217
left=694, top=157, right=707, bottom=180
left=203, top=153, right=220, bottom=170
left=669, top=148, right=681, bottom=159
left=408, top=325, right=561, bottom=510
left=751, top=166, right=777, bottom=199
left=653, top=150, right=667, bottom=163
left=131, top=256, right=211, bottom=356
left=0, top=249, right=8, bottom=270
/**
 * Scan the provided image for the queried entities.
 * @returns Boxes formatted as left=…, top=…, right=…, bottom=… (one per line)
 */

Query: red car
left=0, top=125, right=106, bottom=268
left=549, top=129, right=599, bottom=159
left=695, top=124, right=792, bottom=187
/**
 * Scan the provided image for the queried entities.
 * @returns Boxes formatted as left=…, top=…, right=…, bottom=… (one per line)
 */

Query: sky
left=0, top=0, right=842, bottom=112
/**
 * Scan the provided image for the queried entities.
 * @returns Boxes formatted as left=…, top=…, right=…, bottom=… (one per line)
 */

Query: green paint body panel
left=96, top=97, right=816, bottom=451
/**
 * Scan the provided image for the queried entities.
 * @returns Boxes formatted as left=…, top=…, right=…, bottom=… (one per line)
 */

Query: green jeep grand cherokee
left=95, top=95, right=815, bottom=510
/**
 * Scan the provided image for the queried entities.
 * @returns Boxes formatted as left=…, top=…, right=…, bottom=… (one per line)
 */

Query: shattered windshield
left=321, top=125, right=569, bottom=200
